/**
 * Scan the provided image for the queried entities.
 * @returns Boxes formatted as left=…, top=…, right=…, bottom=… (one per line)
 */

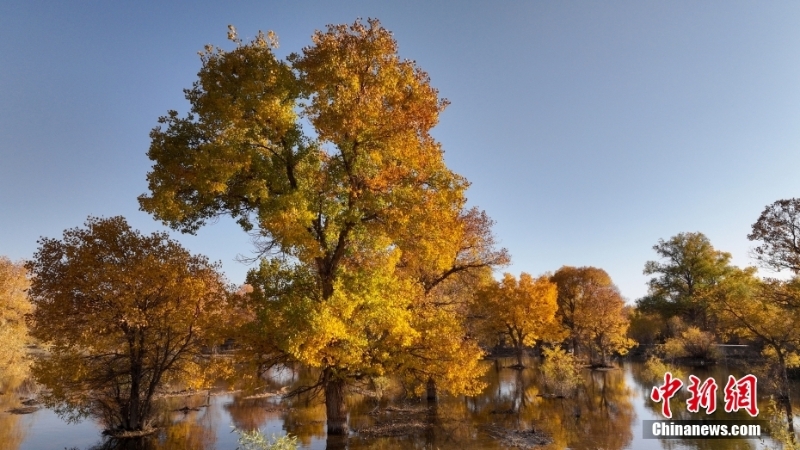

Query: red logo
left=651, top=372, right=683, bottom=418
left=723, top=374, right=759, bottom=417
left=651, top=373, right=759, bottom=418
left=686, top=375, right=718, bottom=414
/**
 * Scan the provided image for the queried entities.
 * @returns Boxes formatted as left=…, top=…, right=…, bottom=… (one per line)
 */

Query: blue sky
left=2, top=1, right=800, bottom=301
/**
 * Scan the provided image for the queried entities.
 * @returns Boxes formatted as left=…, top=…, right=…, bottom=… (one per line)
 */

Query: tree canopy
left=550, top=266, right=632, bottom=366
left=714, top=272, right=800, bottom=434
left=749, top=198, right=800, bottom=274
left=637, top=232, right=734, bottom=330
left=139, top=19, right=504, bottom=435
left=0, top=257, right=32, bottom=392
left=26, top=216, right=228, bottom=433
left=475, top=272, right=561, bottom=366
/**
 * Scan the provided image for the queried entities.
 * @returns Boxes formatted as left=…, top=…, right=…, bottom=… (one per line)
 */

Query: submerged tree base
left=588, top=364, right=617, bottom=370
left=102, top=428, right=158, bottom=438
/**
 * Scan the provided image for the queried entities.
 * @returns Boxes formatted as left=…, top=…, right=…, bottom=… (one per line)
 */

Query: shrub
left=663, top=327, right=719, bottom=361
left=540, top=347, right=583, bottom=397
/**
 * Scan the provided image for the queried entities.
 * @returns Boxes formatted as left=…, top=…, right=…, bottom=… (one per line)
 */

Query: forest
left=2, top=18, right=800, bottom=450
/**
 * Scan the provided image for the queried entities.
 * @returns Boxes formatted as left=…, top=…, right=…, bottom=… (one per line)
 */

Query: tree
left=749, top=198, right=800, bottom=274
left=475, top=273, right=561, bottom=367
left=25, top=216, right=228, bottom=433
left=139, top=20, right=497, bottom=435
left=627, top=308, right=664, bottom=347
left=0, top=257, right=32, bottom=450
left=637, top=232, right=733, bottom=331
left=0, top=257, right=32, bottom=391
left=715, top=272, right=800, bottom=436
left=550, top=266, right=633, bottom=366
left=399, top=207, right=509, bottom=402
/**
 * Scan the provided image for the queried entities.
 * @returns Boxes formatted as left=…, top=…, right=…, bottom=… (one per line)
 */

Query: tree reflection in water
left=224, top=395, right=283, bottom=431
left=0, top=367, right=33, bottom=450
left=463, top=358, right=634, bottom=450
left=12, top=358, right=790, bottom=449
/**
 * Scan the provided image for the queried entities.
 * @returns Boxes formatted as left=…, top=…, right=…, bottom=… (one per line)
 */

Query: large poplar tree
left=139, top=20, right=503, bottom=434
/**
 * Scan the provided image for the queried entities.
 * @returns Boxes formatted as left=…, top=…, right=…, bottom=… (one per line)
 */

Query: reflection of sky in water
left=498, top=380, right=515, bottom=398
left=18, top=407, right=100, bottom=450
left=3, top=360, right=789, bottom=449
left=264, top=365, right=299, bottom=385
left=627, top=367, right=681, bottom=450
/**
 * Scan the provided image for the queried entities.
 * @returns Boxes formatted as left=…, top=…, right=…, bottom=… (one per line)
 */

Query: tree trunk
left=515, top=342, right=524, bottom=367
left=324, top=373, right=348, bottom=436
left=426, top=377, right=437, bottom=403
left=515, top=369, right=526, bottom=412
left=785, top=398, right=795, bottom=437
left=778, top=351, right=795, bottom=436
left=325, top=434, right=348, bottom=450
left=424, top=398, right=438, bottom=447
left=127, top=361, right=142, bottom=431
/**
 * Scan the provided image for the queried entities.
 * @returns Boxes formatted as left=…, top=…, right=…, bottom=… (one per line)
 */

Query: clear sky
left=2, top=1, right=800, bottom=301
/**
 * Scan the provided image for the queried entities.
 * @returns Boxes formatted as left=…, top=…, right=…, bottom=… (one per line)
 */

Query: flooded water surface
left=0, top=358, right=785, bottom=449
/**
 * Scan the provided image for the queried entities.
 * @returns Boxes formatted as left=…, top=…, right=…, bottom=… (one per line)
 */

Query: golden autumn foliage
left=397, top=208, right=508, bottom=399
left=714, top=272, right=800, bottom=436
left=0, top=258, right=32, bottom=450
left=475, top=273, right=562, bottom=366
left=0, top=257, right=32, bottom=391
left=25, top=216, right=229, bottom=432
left=662, top=326, right=719, bottom=361
left=399, top=267, right=495, bottom=399
left=551, top=266, right=633, bottom=366
left=540, top=346, right=582, bottom=397
left=139, top=19, right=504, bottom=435
left=0, top=256, right=33, bottom=449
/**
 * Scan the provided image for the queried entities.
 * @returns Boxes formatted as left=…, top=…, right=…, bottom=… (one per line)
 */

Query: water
left=0, top=358, right=788, bottom=449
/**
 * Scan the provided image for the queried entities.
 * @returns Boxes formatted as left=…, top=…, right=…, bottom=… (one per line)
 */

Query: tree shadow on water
left=70, top=437, right=156, bottom=450
left=326, top=434, right=348, bottom=450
